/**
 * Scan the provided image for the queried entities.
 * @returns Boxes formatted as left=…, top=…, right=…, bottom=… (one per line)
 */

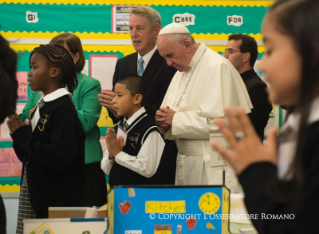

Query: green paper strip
left=0, top=177, right=20, bottom=186
left=0, top=3, right=268, bottom=34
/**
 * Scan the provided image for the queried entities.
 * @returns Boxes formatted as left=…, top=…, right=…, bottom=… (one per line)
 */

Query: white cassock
left=161, top=43, right=253, bottom=186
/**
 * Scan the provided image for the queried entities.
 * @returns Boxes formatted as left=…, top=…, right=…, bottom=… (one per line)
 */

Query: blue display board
left=108, top=186, right=230, bottom=234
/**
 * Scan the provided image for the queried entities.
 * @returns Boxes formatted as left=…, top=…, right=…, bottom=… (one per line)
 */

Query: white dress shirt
left=31, top=88, right=72, bottom=131
left=101, top=107, right=165, bottom=178
left=137, top=46, right=157, bottom=72
left=278, top=96, right=319, bottom=179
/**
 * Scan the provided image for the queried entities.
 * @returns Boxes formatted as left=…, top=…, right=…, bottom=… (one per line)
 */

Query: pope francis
left=155, top=23, right=253, bottom=186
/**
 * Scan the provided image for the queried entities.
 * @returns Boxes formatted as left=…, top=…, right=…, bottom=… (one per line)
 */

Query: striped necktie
left=31, top=98, right=45, bottom=132
left=138, top=57, right=144, bottom=76
left=123, top=121, right=129, bottom=131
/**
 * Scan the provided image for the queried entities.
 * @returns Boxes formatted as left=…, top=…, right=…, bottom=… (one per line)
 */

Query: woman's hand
left=210, top=107, right=278, bottom=175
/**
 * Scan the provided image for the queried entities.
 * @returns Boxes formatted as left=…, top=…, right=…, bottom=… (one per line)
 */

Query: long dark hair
left=49, top=33, right=85, bottom=73
left=266, top=0, right=319, bottom=203
left=0, top=35, right=18, bottom=123
left=30, top=44, right=78, bottom=93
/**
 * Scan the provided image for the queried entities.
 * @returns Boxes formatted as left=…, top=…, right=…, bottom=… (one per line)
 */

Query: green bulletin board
left=0, top=0, right=279, bottom=192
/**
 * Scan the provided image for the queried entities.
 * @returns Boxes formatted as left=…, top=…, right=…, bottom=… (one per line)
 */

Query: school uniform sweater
left=19, top=73, right=102, bottom=164
left=238, top=96, right=319, bottom=233
left=11, top=93, right=86, bottom=218
left=109, top=110, right=164, bottom=187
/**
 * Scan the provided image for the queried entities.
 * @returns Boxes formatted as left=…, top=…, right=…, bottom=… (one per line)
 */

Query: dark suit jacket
left=241, top=69, right=272, bottom=140
left=111, top=50, right=178, bottom=184
left=238, top=120, right=319, bottom=234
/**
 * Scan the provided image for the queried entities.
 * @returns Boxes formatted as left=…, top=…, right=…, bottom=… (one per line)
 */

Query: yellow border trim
left=11, top=44, right=265, bottom=54
left=194, top=33, right=263, bottom=41
left=11, top=44, right=136, bottom=56
left=1, top=31, right=132, bottom=39
left=0, top=184, right=20, bottom=192
left=0, top=1, right=274, bottom=7
left=2, top=31, right=263, bottom=41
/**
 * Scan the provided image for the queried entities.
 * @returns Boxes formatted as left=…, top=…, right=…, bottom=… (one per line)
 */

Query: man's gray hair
left=169, top=33, right=195, bottom=45
left=130, top=6, right=161, bottom=29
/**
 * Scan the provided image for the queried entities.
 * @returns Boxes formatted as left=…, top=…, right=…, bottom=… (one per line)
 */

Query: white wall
left=2, top=193, right=19, bottom=234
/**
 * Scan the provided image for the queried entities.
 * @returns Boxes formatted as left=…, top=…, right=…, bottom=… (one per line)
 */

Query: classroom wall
left=0, top=1, right=279, bottom=232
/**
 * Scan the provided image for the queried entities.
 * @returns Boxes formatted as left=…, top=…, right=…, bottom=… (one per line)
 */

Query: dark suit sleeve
left=107, top=60, right=121, bottom=124
left=144, top=67, right=176, bottom=117
left=112, top=60, right=120, bottom=89
left=248, top=83, right=272, bottom=139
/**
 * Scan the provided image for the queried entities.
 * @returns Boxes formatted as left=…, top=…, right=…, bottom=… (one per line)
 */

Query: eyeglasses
left=223, top=49, right=242, bottom=55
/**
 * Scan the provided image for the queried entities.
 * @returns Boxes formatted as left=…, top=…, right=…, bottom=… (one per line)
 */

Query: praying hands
left=6, top=113, right=24, bottom=134
left=155, top=106, right=176, bottom=130
left=105, top=128, right=124, bottom=160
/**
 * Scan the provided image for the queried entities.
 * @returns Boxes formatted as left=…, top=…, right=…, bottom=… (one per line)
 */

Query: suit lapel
left=142, top=50, right=161, bottom=84
left=128, top=53, right=138, bottom=75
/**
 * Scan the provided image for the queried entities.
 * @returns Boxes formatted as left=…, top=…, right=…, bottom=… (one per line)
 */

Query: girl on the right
left=211, top=0, right=319, bottom=233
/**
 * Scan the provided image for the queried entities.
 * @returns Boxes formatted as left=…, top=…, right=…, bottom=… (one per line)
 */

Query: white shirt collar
left=281, top=95, right=319, bottom=134
left=43, top=88, right=72, bottom=102
left=124, top=106, right=146, bottom=126
left=137, top=46, right=157, bottom=71
left=188, top=42, right=206, bottom=69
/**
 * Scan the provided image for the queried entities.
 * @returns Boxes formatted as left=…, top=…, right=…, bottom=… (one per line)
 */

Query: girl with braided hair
left=7, top=44, right=86, bottom=233
left=20, top=33, right=106, bottom=207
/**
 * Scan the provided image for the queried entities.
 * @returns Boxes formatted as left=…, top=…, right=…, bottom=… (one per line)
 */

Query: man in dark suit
left=223, top=34, right=272, bottom=141
left=98, top=6, right=177, bottom=184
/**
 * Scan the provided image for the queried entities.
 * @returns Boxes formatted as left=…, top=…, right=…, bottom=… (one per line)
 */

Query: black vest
left=109, top=112, right=163, bottom=187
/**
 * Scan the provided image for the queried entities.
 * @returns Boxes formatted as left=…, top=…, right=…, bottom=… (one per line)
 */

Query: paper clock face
left=198, top=192, right=220, bottom=214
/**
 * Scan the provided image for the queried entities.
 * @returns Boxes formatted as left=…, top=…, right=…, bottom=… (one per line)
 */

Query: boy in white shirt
left=101, top=74, right=165, bottom=187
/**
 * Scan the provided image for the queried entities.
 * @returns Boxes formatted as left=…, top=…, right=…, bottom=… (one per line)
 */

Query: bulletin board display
left=0, top=0, right=278, bottom=191
left=0, top=1, right=272, bottom=40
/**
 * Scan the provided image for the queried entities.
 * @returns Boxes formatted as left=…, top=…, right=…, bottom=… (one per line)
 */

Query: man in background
left=155, top=23, right=252, bottom=185
left=98, top=7, right=177, bottom=184
left=224, top=34, right=272, bottom=140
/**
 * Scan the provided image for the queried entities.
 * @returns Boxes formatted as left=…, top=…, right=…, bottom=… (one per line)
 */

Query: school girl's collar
left=43, top=88, right=72, bottom=102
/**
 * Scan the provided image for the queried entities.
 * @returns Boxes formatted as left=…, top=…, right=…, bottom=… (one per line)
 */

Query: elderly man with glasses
left=224, top=34, right=272, bottom=141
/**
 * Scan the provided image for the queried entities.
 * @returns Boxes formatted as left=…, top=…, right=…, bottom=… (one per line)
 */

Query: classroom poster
left=0, top=0, right=275, bottom=191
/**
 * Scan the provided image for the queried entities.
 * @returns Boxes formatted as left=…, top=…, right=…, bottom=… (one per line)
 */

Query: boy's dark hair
left=49, top=33, right=85, bottom=73
left=30, top=44, right=78, bottom=94
left=0, top=35, right=18, bottom=123
left=116, top=74, right=148, bottom=106
left=228, top=34, right=258, bottom=67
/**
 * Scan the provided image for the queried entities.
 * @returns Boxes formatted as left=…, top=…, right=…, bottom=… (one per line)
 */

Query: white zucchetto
left=159, top=23, right=190, bottom=35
